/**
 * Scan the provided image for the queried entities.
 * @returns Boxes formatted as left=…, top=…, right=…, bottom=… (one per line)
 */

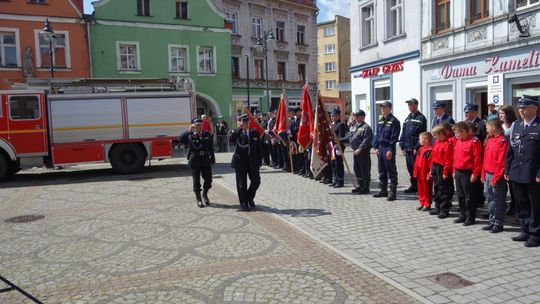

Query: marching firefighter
left=179, top=118, right=215, bottom=208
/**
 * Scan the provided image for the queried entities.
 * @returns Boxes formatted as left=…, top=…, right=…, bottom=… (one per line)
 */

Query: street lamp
left=40, top=18, right=56, bottom=79
left=255, top=30, right=275, bottom=111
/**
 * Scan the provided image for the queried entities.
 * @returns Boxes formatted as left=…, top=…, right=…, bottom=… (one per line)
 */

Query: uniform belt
left=196, top=151, right=208, bottom=156
left=456, top=169, right=472, bottom=173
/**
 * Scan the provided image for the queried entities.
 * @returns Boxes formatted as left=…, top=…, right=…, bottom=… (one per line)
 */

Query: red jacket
left=453, top=135, right=483, bottom=176
left=414, top=146, right=433, bottom=180
left=431, top=139, right=453, bottom=177
left=482, top=134, right=508, bottom=186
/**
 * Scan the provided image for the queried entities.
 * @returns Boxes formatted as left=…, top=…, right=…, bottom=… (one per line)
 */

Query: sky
left=82, top=0, right=351, bottom=22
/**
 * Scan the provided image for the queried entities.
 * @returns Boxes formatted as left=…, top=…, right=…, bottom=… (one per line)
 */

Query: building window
left=324, top=26, right=335, bottom=36
left=296, top=25, right=305, bottom=45
left=361, top=3, right=375, bottom=46
left=469, top=0, right=489, bottom=23
left=176, top=1, right=188, bottom=19
left=277, top=61, right=286, bottom=81
left=252, top=17, right=262, bottom=38
left=276, top=21, right=286, bottom=42
left=325, top=80, right=337, bottom=89
left=198, top=47, right=214, bottom=74
left=226, top=11, right=238, bottom=34
left=517, top=0, right=540, bottom=9
left=435, top=0, right=451, bottom=33
left=298, top=64, right=306, bottom=82
left=38, top=32, right=67, bottom=68
left=169, top=45, right=187, bottom=72
left=324, top=62, right=336, bottom=72
left=0, top=31, right=17, bottom=67
left=117, top=42, right=139, bottom=71
left=231, top=57, right=239, bottom=78
left=254, top=59, right=264, bottom=80
left=324, top=44, right=335, bottom=54
left=137, top=0, right=151, bottom=16
left=388, top=0, right=403, bottom=37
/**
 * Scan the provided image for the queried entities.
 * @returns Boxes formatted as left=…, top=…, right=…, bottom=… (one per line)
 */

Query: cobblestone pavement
left=0, top=161, right=417, bottom=303
left=211, top=151, right=540, bottom=304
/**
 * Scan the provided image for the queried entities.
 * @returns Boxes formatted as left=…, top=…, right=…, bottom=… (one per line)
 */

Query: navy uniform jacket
left=431, top=114, right=455, bottom=128
left=399, top=111, right=427, bottom=151
left=505, top=117, right=540, bottom=183
left=346, top=122, right=373, bottom=150
left=374, top=114, right=401, bottom=150
left=332, top=120, right=349, bottom=150
left=289, top=117, right=299, bottom=142
left=470, top=117, right=487, bottom=143
left=179, top=130, right=215, bottom=167
left=229, top=128, right=262, bottom=170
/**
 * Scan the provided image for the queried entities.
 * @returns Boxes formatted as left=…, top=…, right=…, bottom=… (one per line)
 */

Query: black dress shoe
left=240, top=202, right=250, bottom=211
left=524, top=238, right=540, bottom=247
left=333, top=184, right=343, bottom=188
left=490, top=226, right=504, bottom=233
left=463, top=219, right=475, bottom=226
left=248, top=200, right=256, bottom=209
left=197, top=201, right=204, bottom=208
left=454, top=217, right=466, bottom=223
left=437, top=212, right=449, bottom=219
left=351, top=187, right=361, bottom=193
left=429, top=209, right=440, bottom=215
left=481, top=224, right=494, bottom=231
left=512, top=233, right=530, bottom=242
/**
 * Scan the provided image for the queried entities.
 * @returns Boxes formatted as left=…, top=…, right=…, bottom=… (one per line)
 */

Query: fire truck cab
left=0, top=85, right=194, bottom=180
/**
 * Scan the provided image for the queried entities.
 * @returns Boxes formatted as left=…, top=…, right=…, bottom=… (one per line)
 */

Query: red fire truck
left=0, top=84, right=195, bottom=180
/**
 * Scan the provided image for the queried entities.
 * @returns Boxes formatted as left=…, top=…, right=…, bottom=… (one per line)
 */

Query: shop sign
left=487, top=73, right=504, bottom=105
left=437, top=50, right=540, bottom=80
left=361, top=60, right=404, bottom=78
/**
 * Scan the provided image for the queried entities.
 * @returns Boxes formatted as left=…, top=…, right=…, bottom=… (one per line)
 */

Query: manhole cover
left=5, top=215, right=45, bottom=223
left=428, top=272, right=474, bottom=289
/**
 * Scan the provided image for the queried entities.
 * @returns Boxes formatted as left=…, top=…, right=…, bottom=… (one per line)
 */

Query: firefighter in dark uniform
left=179, top=118, right=215, bottom=208
left=464, top=103, right=487, bottom=142
left=229, top=115, right=262, bottom=211
left=505, top=95, right=540, bottom=247
left=431, top=101, right=455, bottom=128
left=373, top=101, right=401, bottom=201
left=260, top=112, right=271, bottom=166
left=399, top=98, right=427, bottom=194
left=330, top=108, right=349, bottom=188
left=266, top=109, right=280, bottom=168
left=346, top=110, right=373, bottom=194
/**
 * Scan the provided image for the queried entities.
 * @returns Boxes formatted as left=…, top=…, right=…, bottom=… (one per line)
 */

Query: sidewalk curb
left=214, top=178, right=434, bottom=304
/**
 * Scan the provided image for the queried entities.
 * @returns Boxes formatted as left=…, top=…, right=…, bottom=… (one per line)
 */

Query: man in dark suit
left=229, top=115, right=263, bottom=211
left=179, top=118, right=215, bottom=208
left=431, top=101, right=455, bottom=128
left=505, top=95, right=540, bottom=247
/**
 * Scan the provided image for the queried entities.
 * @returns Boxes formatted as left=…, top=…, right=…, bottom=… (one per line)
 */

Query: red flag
left=297, top=84, right=314, bottom=149
left=243, top=107, right=265, bottom=136
left=310, top=93, right=333, bottom=176
left=273, top=93, right=289, bottom=134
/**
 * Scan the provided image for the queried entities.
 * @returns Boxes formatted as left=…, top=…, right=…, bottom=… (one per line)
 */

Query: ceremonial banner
left=273, top=93, right=289, bottom=134
left=243, top=107, right=265, bottom=136
left=310, top=93, right=333, bottom=176
left=297, top=84, right=314, bottom=149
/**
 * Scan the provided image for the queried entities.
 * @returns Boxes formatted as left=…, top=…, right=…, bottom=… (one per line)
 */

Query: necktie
left=436, top=118, right=441, bottom=125
left=244, top=130, right=249, bottom=140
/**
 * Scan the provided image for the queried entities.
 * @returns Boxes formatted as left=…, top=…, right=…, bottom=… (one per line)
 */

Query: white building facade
left=350, top=0, right=423, bottom=127
left=420, top=0, right=540, bottom=122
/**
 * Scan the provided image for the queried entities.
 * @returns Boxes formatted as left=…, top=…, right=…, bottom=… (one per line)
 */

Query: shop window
left=137, top=0, right=151, bottom=16
left=435, top=0, right=451, bottom=33
left=175, top=1, right=188, bottom=19
left=361, top=3, right=375, bottom=46
left=276, top=21, right=286, bottom=42
left=517, top=0, right=540, bottom=10
left=469, top=0, right=489, bottom=23
left=231, top=57, right=239, bottom=79
left=374, top=81, right=390, bottom=120
left=9, top=96, right=40, bottom=120
left=387, top=0, right=403, bottom=37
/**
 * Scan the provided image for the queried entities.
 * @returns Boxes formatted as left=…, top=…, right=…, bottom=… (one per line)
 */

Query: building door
left=466, top=88, right=487, bottom=118
left=7, top=94, right=47, bottom=155
left=373, top=78, right=391, bottom=123
left=512, top=82, right=540, bottom=110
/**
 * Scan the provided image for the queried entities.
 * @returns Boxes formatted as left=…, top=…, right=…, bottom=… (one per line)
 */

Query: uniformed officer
left=346, top=110, right=373, bottom=194
left=431, top=101, right=455, bottom=128
left=464, top=103, right=487, bottom=142
left=330, top=108, right=349, bottom=188
left=260, top=112, right=271, bottom=166
left=230, top=115, right=262, bottom=211
left=505, top=95, right=540, bottom=247
left=373, top=101, right=401, bottom=201
left=399, top=98, right=427, bottom=194
left=179, top=118, right=215, bottom=208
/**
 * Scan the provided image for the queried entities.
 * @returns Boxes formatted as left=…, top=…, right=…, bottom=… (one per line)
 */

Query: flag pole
left=318, top=91, right=358, bottom=189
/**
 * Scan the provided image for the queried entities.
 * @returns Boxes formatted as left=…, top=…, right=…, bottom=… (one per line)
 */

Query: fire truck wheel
left=109, top=143, right=147, bottom=174
left=0, top=153, right=9, bottom=181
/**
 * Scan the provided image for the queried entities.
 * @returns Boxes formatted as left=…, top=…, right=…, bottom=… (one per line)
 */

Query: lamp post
left=40, top=18, right=56, bottom=79
left=256, top=30, right=274, bottom=111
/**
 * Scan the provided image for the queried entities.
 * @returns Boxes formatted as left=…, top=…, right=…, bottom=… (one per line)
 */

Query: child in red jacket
left=453, top=122, right=483, bottom=226
left=414, top=132, right=434, bottom=211
left=429, top=125, right=454, bottom=218
left=481, top=119, right=508, bottom=233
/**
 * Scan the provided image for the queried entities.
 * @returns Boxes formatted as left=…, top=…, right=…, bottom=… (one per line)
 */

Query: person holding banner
left=330, top=108, right=349, bottom=188
left=229, top=114, right=262, bottom=211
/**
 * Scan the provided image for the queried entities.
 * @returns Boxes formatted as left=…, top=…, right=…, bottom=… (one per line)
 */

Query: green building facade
left=89, top=0, right=232, bottom=120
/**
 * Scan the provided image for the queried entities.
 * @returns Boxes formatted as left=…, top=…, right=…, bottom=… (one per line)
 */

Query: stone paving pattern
left=212, top=151, right=540, bottom=304
left=0, top=160, right=416, bottom=304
